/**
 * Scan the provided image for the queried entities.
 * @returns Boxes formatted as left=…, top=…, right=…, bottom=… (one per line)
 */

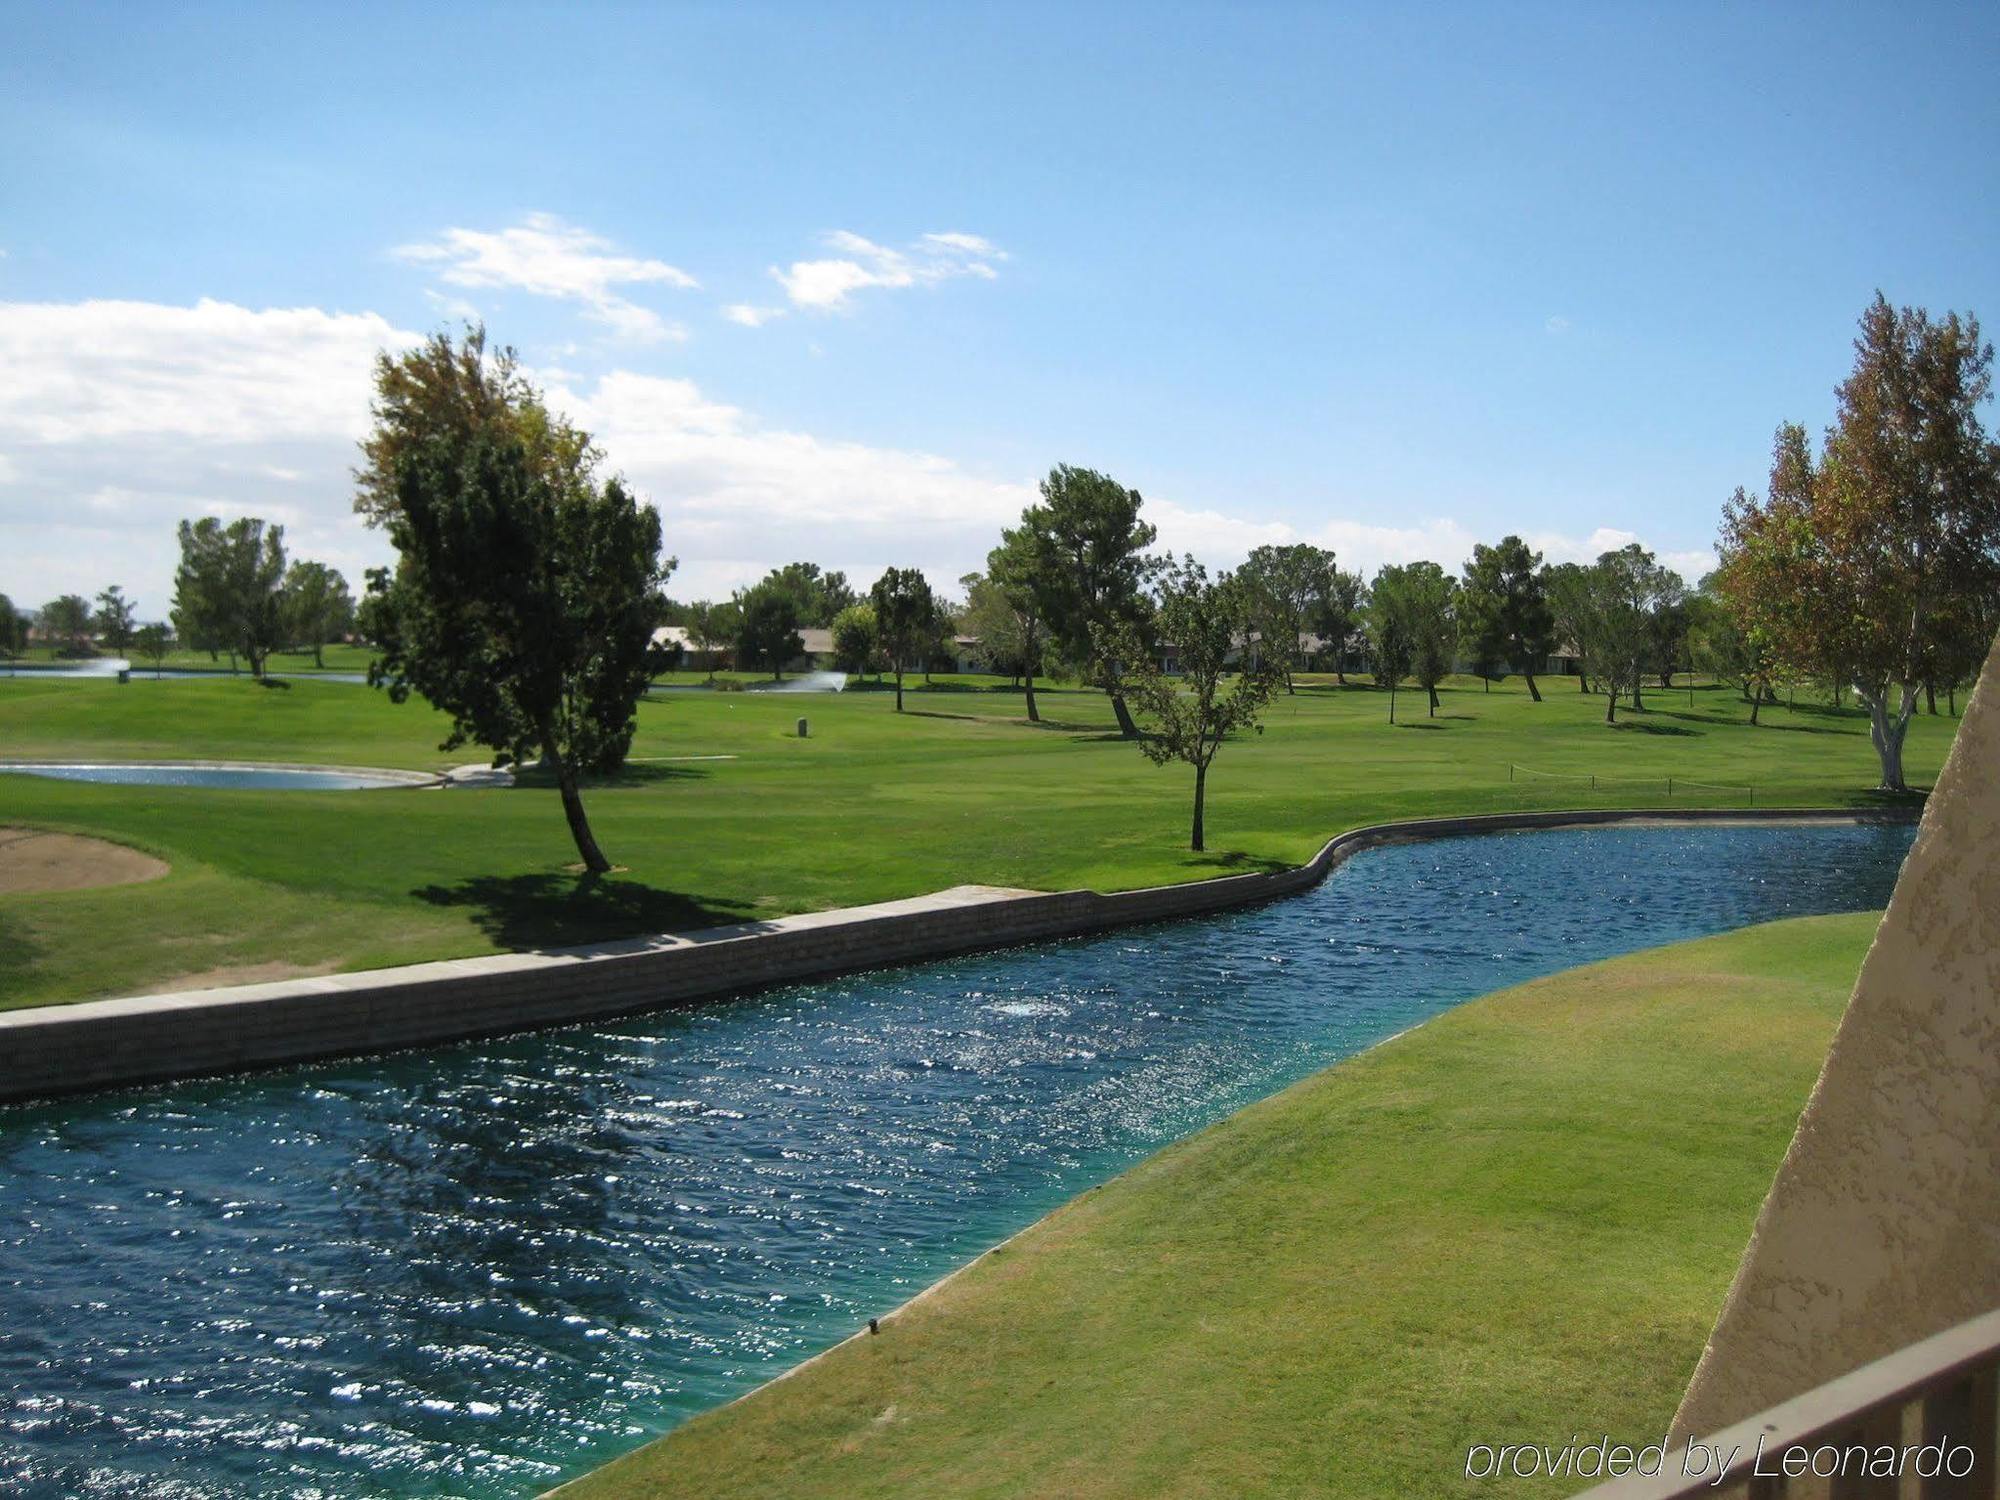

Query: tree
left=830, top=602, right=880, bottom=677
left=1646, top=574, right=1691, bottom=691
left=1364, top=567, right=1418, bottom=722
left=733, top=578, right=805, bottom=680
left=1460, top=537, right=1554, bottom=700
left=1585, top=544, right=1673, bottom=722
left=1315, top=569, right=1367, bottom=681
left=871, top=567, right=937, bottom=712
left=682, top=599, right=735, bottom=681
left=282, top=561, right=355, bottom=667
left=1113, top=557, right=1283, bottom=851
left=94, top=586, right=137, bottom=655
left=0, top=594, right=25, bottom=673
left=766, top=562, right=858, bottom=627
left=957, top=572, right=1029, bottom=682
left=1690, top=580, right=1776, bottom=724
left=172, top=517, right=288, bottom=676
left=1404, top=563, right=1459, bottom=714
left=360, top=331, right=673, bottom=874
left=988, top=522, right=1053, bottom=721
left=41, top=594, right=93, bottom=656
left=1016, top=464, right=1156, bottom=737
left=1541, top=562, right=1598, bottom=693
left=355, top=325, right=594, bottom=527
left=1718, top=295, right=2000, bottom=790
left=132, top=622, right=173, bottom=678
left=1237, top=543, right=1337, bottom=693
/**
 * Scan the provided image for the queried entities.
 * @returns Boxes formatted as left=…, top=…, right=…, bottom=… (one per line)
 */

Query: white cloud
left=395, top=212, right=695, bottom=342
left=770, top=229, right=1005, bottom=311
left=721, top=302, right=786, bottom=328
left=1545, top=314, right=1572, bottom=335
left=0, top=295, right=1715, bottom=624
left=0, top=298, right=418, bottom=614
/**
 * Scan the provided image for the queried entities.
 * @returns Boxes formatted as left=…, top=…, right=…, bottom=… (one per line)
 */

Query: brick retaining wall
left=0, top=806, right=1914, bottom=1102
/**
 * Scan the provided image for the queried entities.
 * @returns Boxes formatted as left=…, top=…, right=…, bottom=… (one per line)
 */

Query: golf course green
left=0, top=669, right=1943, bottom=1008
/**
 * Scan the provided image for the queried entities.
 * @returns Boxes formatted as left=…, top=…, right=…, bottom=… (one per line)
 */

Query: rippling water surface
left=0, top=822, right=1913, bottom=1498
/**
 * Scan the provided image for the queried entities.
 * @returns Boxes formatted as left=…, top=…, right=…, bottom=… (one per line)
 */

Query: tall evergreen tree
left=1460, top=536, right=1554, bottom=700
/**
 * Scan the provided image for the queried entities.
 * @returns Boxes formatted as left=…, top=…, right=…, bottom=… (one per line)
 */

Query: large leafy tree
left=830, top=602, right=880, bottom=677
left=0, top=594, right=27, bottom=672
left=1368, top=563, right=1456, bottom=718
left=957, top=571, right=1034, bottom=687
left=1113, top=557, right=1283, bottom=851
left=132, top=622, right=173, bottom=678
left=733, top=577, right=806, bottom=679
left=360, top=333, right=674, bottom=874
left=172, top=517, right=288, bottom=676
left=988, top=521, right=1053, bottom=721
left=1584, top=544, right=1677, bottom=721
left=1460, top=536, right=1554, bottom=700
left=1316, top=568, right=1367, bottom=681
left=766, top=562, right=858, bottom=627
left=1541, top=561, right=1599, bottom=693
left=1015, top=464, right=1156, bottom=737
left=1237, top=543, right=1337, bottom=693
left=681, top=599, right=737, bottom=681
left=40, top=594, right=93, bottom=656
left=1719, top=296, right=2000, bottom=790
left=870, top=566, right=936, bottom=712
left=1364, top=567, right=1418, bottom=722
left=282, top=561, right=355, bottom=667
left=93, top=586, right=138, bottom=655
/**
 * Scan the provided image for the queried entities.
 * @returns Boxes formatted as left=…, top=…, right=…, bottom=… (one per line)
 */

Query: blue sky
left=3, top=1, right=1996, bottom=616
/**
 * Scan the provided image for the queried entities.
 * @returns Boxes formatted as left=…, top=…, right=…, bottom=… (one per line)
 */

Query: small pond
left=0, top=763, right=429, bottom=791
left=0, top=821, right=1914, bottom=1497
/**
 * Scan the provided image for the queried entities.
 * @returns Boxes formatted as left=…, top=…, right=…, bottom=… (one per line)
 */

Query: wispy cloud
left=768, top=229, right=1006, bottom=313
left=394, top=212, right=697, bottom=342
left=720, top=302, right=786, bottom=328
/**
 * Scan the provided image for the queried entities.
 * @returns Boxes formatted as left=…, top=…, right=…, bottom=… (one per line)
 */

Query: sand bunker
left=0, top=827, right=171, bottom=894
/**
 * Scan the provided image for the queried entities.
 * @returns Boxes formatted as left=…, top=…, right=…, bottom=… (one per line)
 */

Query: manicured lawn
left=5, top=642, right=378, bottom=674
left=556, top=912, right=1874, bottom=1500
left=0, top=670, right=1947, bottom=1007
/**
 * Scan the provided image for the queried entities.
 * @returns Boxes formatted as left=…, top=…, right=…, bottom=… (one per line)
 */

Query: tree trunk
left=1925, top=682, right=1938, bottom=715
left=894, top=663, right=904, bottom=713
left=1948, top=685, right=1957, bottom=716
left=313, top=642, right=325, bottom=668
left=1483, top=674, right=1490, bottom=693
left=1388, top=682, right=1397, bottom=724
left=1428, top=683, right=1440, bottom=714
left=1335, top=666, right=1346, bottom=685
left=1861, top=685, right=1915, bottom=792
left=1024, top=677, right=1039, bottom=723
left=1190, top=761, right=1207, bottom=852
left=1110, top=691, right=1139, bottom=737
left=1578, top=673, right=1590, bottom=693
left=1524, top=671, right=1541, bottom=703
left=1630, top=676, right=1642, bottom=711
left=1604, top=685, right=1617, bottom=723
left=538, top=727, right=611, bottom=874
left=1750, top=694, right=1761, bottom=726
left=1285, top=671, right=1295, bottom=695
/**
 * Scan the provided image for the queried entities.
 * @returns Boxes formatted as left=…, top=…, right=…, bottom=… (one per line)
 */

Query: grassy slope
left=0, top=671, right=1942, bottom=1006
left=557, top=912, right=1874, bottom=1500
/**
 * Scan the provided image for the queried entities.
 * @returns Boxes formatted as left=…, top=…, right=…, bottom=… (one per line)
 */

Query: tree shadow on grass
left=512, top=763, right=712, bottom=790
left=1180, top=849, right=1291, bottom=876
left=1607, top=719, right=1702, bottom=736
left=901, top=708, right=981, bottom=723
left=413, top=873, right=762, bottom=953
left=1754, top=719, right=1866, bottom=737
left=1017, top=718, right=1130, bottom=742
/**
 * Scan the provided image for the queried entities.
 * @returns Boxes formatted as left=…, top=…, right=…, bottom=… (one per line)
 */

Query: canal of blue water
left=0, top=821, right=1914, bottom=1497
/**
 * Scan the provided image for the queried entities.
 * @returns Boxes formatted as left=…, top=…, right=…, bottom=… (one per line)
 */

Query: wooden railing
left=1572, top=1307, right=2000, bottom=1499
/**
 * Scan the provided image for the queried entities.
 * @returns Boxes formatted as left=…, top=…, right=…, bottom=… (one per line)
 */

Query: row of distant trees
left=1, top=539, right=357, bottom=679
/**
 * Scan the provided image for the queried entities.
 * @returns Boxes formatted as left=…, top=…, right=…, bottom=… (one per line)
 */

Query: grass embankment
left=0, top=671, right=1941, bottom=1007
left=557, top=912, right=1874, bottom=1500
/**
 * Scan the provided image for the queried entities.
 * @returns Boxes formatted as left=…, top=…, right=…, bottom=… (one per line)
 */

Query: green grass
left=556, top=912, right=1875, bottom=1500
left=5, top=642, right=378, bottom=674
left=0, top=670, right=1947, bottom=1007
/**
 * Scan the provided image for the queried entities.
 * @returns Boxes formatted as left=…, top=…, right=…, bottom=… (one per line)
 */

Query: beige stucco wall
left=1674, top=629, right=2000, bottom=1439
